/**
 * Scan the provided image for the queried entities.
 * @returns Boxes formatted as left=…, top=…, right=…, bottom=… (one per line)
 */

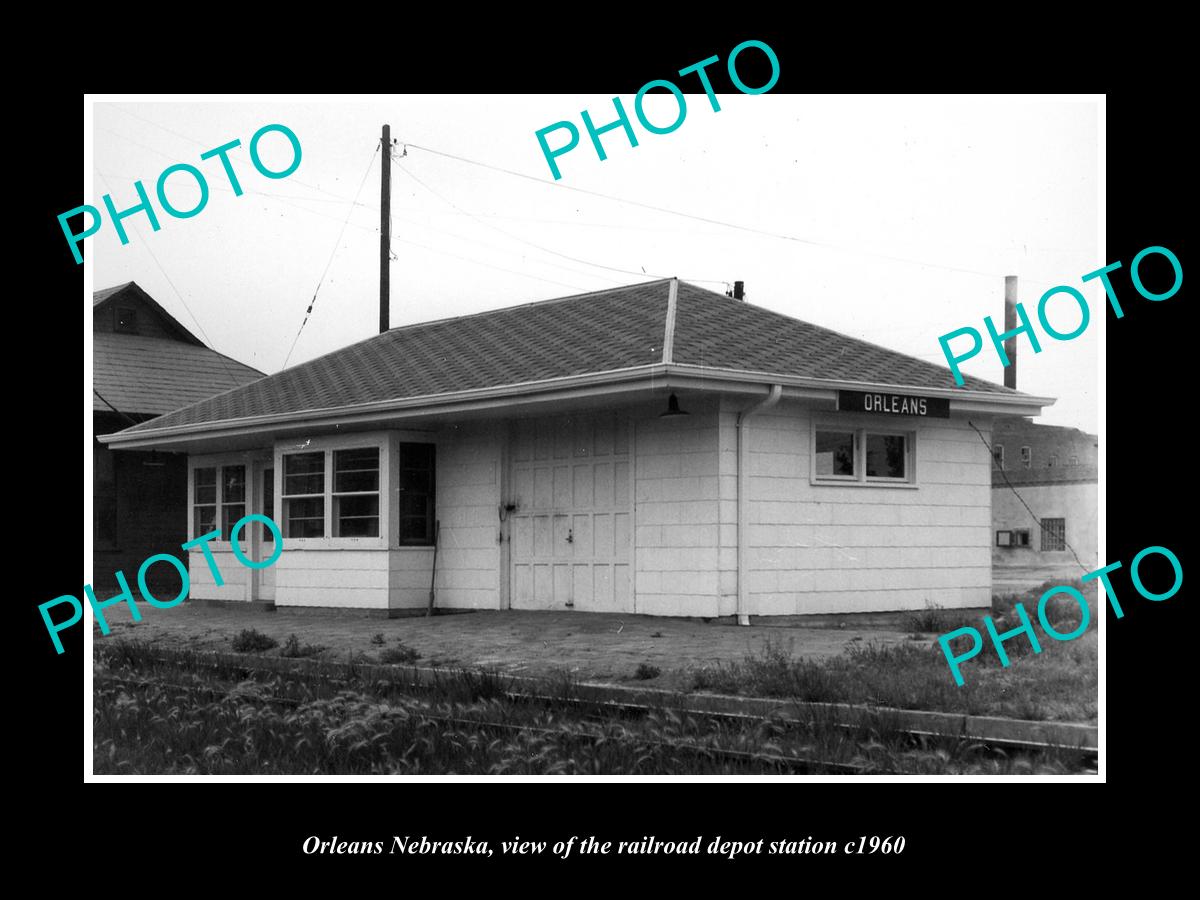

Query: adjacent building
left=990, top=418, right=1098, bottom=572
left=100, top=279, right=1051, bottom=620
left=93, top=282, right=265, bottom=589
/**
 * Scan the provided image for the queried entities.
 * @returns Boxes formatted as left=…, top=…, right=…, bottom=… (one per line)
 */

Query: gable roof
left=93, top=281, right=205, bottom=347
left=94, top=333, right=265, bottom=418
left=108, top=279, right=1048, bottom=442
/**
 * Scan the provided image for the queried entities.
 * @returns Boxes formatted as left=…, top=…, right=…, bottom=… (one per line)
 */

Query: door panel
left=510, top=413, right=633, bottom=612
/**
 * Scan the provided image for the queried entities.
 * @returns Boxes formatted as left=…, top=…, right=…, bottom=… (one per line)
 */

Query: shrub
left=371, top=633, right=386, bottom=646
left=902, top=601, right=947, bottom=633
left=379, top=644, right=420, bottom=665
left=635, top=662, right=661, bottom=680
left=231, top=628, right=278, bottom=653
left=280, top=634, right=324, bottom=659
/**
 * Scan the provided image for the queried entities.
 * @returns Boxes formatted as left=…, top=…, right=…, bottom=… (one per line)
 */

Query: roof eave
left=99, top=363, right=1053, bottom=449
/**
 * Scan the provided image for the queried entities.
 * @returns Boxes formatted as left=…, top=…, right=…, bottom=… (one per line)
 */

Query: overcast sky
left=90, top=95, right=1099, bottom=432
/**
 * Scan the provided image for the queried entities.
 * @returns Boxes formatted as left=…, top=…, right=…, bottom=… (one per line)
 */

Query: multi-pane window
left=398, top=443, right=436, bottom=545
left=193, top=467, right=217, bottom=536
left=282, top=452, right=325, bottom=538
left=333, top=448, right=380, bottom=537
left=1020, top=446, right=1032, bottom=469
left=1048, top=454, right=1059, bottom=467
left=814, top=428, right=913, bottom=484
left=1042, top=518, right=1066, bottom=551
left=193, top=464, right=246, bottom=539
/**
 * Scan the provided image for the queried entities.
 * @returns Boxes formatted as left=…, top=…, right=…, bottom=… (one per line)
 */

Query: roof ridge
left=383, top=278, right=674, bottom=336
left=673, top=281, right=1017, bottom=395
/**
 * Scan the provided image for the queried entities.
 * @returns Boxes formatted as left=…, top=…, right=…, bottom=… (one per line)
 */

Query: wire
left=281, top=142, right=381, bottom=370
left=107, top=104, right=377, bottom=208
left=967, top=420, right=1088, bottom=573
left=398, top=139, right=1036, bottom=281
left=93, top=388, right=142, bottom=428
left=390, top=151, right=670, bottom=283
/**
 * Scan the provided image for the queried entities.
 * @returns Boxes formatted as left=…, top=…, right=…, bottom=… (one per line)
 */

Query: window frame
left=993, top=443, right=1005, bottom=470
left=1020, top=445, right=1032, bottom=469
left=114, top=305, right=139, bottom=334
left=998, top=528, right=1032, bottom=548
left=268, top=432, right=436, bottom=551
left=188, top=454, right=270, bottom=548
left=331, top=446, right=382, bottom=539
left=281, top=450, right=327, bottom=540
left=1041, top=517, right=1066, bottom=552
left=811, top=421, right=917, bottom=488
left=396, top=442, right=437, bottom=546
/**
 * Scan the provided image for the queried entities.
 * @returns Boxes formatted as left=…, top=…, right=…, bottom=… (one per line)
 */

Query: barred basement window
left=282, top=452, right=325, bottom=538
left=1042, top=518, right=1066, bottom=551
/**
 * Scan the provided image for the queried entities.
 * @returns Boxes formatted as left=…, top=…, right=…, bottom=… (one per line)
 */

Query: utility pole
left=380, top=124, right=391, bottom=334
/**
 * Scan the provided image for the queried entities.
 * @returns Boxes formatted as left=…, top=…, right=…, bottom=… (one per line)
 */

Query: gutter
left=737, top=384, right=783, bottom=626
left=99, top=363, right=1054, bottom=450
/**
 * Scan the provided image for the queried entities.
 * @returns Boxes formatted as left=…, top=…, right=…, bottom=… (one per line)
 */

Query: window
left=997, top=529, right=1031, bottom=548
left=814, top=427, right=913, bottom=485
left=1048, top=454, right=1058, bottom=467
left=1069, top=456, right=1079, bottom=466
left=193, top=464, right=246, bottom=539
left=1042, top=518, right=1066, bottom=551
left=398, top=443, right=436, bottom=545
left=333, top=448, right=380, bottom=537
left=815, top=431, right=856, bottom=479
left=282, top=452, right=325, bottom=538
left=115, top=306, right=138, bottom=334
left=993, top=444, right=1005, bottom=470
left=1020, top=446, right=1032, bottom=469
left=193, top=467, right=217, bottom=536
left=865, top=433, right=907, bottom=480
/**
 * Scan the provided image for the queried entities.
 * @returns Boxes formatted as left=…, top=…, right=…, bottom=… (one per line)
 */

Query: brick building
left=93, top=282, right=264, bottom=588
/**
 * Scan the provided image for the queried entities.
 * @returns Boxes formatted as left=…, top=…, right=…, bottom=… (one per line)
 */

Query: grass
left=690, top=582, right=1098, bottom=723
left=379, top=643, right=421, bottom=665
left=280, top=634, right=325, bottom=659
left=92, top=641, right=1092, bottom=775
left=230, top=628, right=277, bottom=653
left=635, top=662, right=662, bottom=680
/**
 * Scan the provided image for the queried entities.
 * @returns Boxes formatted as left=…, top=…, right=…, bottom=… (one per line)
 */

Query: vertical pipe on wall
left=736, top=384, right=782, bottom=626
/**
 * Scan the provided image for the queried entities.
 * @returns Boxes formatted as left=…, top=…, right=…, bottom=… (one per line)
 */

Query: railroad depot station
left=99, top=278, right=1052, bottom=622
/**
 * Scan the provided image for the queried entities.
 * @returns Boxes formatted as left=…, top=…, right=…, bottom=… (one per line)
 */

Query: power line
left=93, top=388, right=142, bottom=428
left=967, top=420, right=1089, bottom=573
left=397, top=139, right=1037, bottom=281
left=391, top=235, right=589, bottom=293
left=108, top=104, right=377, bottom=207
left=391, top=151, right=672, bottom=283
left=281, top=142, right=381, bottom=370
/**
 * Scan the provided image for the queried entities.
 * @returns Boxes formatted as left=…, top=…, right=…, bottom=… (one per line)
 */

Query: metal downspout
left=737, top=384, right=783, bottom=626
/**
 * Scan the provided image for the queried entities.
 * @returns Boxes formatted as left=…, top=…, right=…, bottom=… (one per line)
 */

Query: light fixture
left=659, top=393, right=689, bottom=418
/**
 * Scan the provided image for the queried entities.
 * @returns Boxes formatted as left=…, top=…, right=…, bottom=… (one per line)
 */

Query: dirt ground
left=94, top=602, right=917, bottom=691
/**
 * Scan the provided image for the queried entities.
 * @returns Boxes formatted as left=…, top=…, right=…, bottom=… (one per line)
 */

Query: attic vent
left=115, top=306, right=138, bottom=334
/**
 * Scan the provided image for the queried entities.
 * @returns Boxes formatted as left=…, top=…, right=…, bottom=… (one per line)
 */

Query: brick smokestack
left=733, top=280, right=744, bottom=301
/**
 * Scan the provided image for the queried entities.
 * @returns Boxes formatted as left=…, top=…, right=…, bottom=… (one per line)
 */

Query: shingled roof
left=116, top=279, right=1025, bottom=437
left=94, top=333, right=265, bottom=416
